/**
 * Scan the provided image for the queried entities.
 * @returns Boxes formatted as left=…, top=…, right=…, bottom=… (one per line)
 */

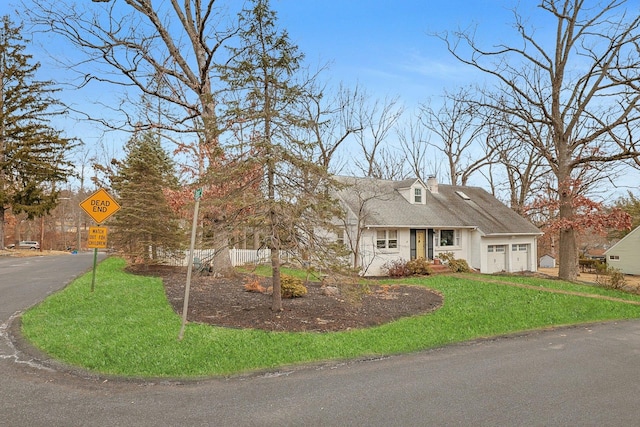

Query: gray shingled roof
left=334, top=176, right=541, bottom=236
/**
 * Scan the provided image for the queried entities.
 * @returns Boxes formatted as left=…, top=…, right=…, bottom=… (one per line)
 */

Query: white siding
left=355, top=228, right=408, bottom=276
left=469, top=230, right=482, bottom=271
left=605, top=227, right=640, bottom=275
left=343, top=218, right=539, bottom=277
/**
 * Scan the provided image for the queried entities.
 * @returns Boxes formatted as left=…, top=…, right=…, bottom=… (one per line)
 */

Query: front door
left=416, top=230, right=426, bottom=259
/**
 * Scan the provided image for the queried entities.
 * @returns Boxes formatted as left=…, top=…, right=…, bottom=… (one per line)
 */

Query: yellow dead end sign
left=79, top=189, right=120, bottom=292
left=80, top=188, right=121, bottom=224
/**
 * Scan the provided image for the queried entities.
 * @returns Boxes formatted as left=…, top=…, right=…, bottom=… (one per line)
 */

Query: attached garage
left=488, top=245, right=507, bottom=273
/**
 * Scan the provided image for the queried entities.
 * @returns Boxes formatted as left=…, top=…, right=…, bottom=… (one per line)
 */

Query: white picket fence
left=170, top=248, right=293, bottom=267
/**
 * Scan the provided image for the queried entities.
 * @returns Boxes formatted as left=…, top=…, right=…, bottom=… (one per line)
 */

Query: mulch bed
left=129, top=265, right=443, bottom=333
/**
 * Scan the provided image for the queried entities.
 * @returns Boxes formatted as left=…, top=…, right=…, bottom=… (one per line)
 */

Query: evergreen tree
left=221, top=0, right=337, bottom=311
left=0, top=16, right=75, bottom=246
left=110, top=130, right=184, bottom=265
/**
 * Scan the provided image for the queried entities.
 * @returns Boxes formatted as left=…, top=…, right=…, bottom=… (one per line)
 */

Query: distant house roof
left=334, top=176, right=541, bottom=236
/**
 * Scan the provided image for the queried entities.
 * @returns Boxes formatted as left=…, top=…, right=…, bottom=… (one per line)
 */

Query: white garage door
left=488, top=245, right=506, bottom=273
left=511, top=244, right=529, bottom=272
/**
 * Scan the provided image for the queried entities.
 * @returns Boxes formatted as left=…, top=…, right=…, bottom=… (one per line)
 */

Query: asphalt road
left=1, top=254, right=639, bottom=426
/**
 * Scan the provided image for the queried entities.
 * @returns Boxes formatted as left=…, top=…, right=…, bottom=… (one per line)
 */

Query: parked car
left=6, top=241, right=40, bottom=250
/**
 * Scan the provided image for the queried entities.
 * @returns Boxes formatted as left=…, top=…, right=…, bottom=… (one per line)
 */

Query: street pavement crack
left=0, top=311, right=55, bottom=372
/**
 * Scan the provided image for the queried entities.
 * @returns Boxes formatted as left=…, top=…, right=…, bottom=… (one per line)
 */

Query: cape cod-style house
left=333, top=175, right=542, bottom=276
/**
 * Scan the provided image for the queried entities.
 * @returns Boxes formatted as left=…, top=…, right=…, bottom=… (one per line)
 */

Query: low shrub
left=321, top=274, right=371, bottom=305
left=280, top=274, right=308, bottom=298
left=243, top=276, right=266, bottom=293
left=341, top=277, right=371, bottom=305
left=438, top=252, right=471, bottom=273
left=383, top=258, right=437, bottom=277
left=375, top=284, right=401, bottom=300
left=406, top=258, right=433, bottom=275
left=579, top=258, right=603, bottom=273
left=596, top=266, right=627, bottom=290
left=594, top=261, right=608, bottom=274
left=382, top=259, right=411, bottom=277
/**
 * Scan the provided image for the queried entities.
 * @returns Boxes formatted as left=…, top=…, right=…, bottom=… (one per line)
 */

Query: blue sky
left=274, top=0, right=516, bottom=107
left=4, top=0, right=520, bottom=120
left=2, top=0, right=639, bottom=198
left=0, top=0, right=511, bottom=159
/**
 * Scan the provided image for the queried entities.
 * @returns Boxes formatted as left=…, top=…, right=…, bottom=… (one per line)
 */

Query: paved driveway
left=1, top=254, right=639, bottom=426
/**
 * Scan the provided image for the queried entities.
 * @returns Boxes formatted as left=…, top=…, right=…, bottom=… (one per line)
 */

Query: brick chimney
left=426, top=176, right=438, bottom=193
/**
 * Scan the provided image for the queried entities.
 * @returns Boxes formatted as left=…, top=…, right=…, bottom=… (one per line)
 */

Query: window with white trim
left=488, top=245, right=506, bottom=252
left=609, top=255, right=620, bottom=261
left=438, top=229, right=460, bottom=247
left=414, top=187, right=422, bottom=203
left=376, top=230, right=398, bottom=249
left=512, top=244, right=528, bottom=251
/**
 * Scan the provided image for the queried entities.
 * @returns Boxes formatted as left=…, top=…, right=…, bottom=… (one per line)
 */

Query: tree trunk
left=211, top=227, right=233, bottom=275
left=558, top=226, right=578, bottom=281
left=212, top=245, right=233, bottom=274
left=0, top=207, right=5, bottom=248
left=557, top=182, right=578, bottom=281
left=267, top=151, right=281, bottom=311
left=271, top=246, right=282, bottom=312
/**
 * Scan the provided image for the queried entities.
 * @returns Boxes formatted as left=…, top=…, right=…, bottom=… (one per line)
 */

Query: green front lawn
left=21, top=257, right=640, bottom=378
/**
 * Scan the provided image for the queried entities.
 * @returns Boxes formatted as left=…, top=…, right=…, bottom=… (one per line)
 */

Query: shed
left=539, top=254, right=556, bottom=268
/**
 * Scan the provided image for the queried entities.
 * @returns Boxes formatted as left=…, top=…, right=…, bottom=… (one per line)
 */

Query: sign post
left=80, top=189, right=121, bottom=291
left=178, top=188, right=202, bottom=341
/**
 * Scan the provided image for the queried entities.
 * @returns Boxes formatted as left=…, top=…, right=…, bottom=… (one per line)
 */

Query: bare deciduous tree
left=439, top=0, right=640, bottom=280
left=397, top=116, right=438, bottom=182
left=351, top=94, right=405, bottom=179
left=419, top=87, right=497, bottom=186
left=301, top=82, right=365, bottom=173
left=26, top=0, right=239, bottom=272
left=483, top=109, right=551, bottom=214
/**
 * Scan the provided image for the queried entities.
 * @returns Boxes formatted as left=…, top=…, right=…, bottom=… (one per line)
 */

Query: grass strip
left=21, top=257, right=640, bottom=378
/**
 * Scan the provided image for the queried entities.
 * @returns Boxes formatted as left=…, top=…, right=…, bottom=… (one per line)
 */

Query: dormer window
left=414, top=187, right=422, bottom=203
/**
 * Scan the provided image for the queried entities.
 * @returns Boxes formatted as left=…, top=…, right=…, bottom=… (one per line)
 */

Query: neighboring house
left=583, top=248, right=607, bottom=262
left=333, top=175, right=542, bottom=276
left=603, top=226, right=640, bottom=275
left=539, top=254, right=556, bottom=268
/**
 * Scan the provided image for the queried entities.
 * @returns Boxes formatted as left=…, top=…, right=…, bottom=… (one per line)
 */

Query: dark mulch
left=129, top=265, right=443, bottom=333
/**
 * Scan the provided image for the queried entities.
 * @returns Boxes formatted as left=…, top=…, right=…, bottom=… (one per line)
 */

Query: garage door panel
left=488, top=245, right=506, bottom=273
left=511, top=244, right=529, bottom=272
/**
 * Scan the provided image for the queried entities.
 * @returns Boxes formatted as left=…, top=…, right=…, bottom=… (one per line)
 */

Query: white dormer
left=397, top=179, right=428, bottom=205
